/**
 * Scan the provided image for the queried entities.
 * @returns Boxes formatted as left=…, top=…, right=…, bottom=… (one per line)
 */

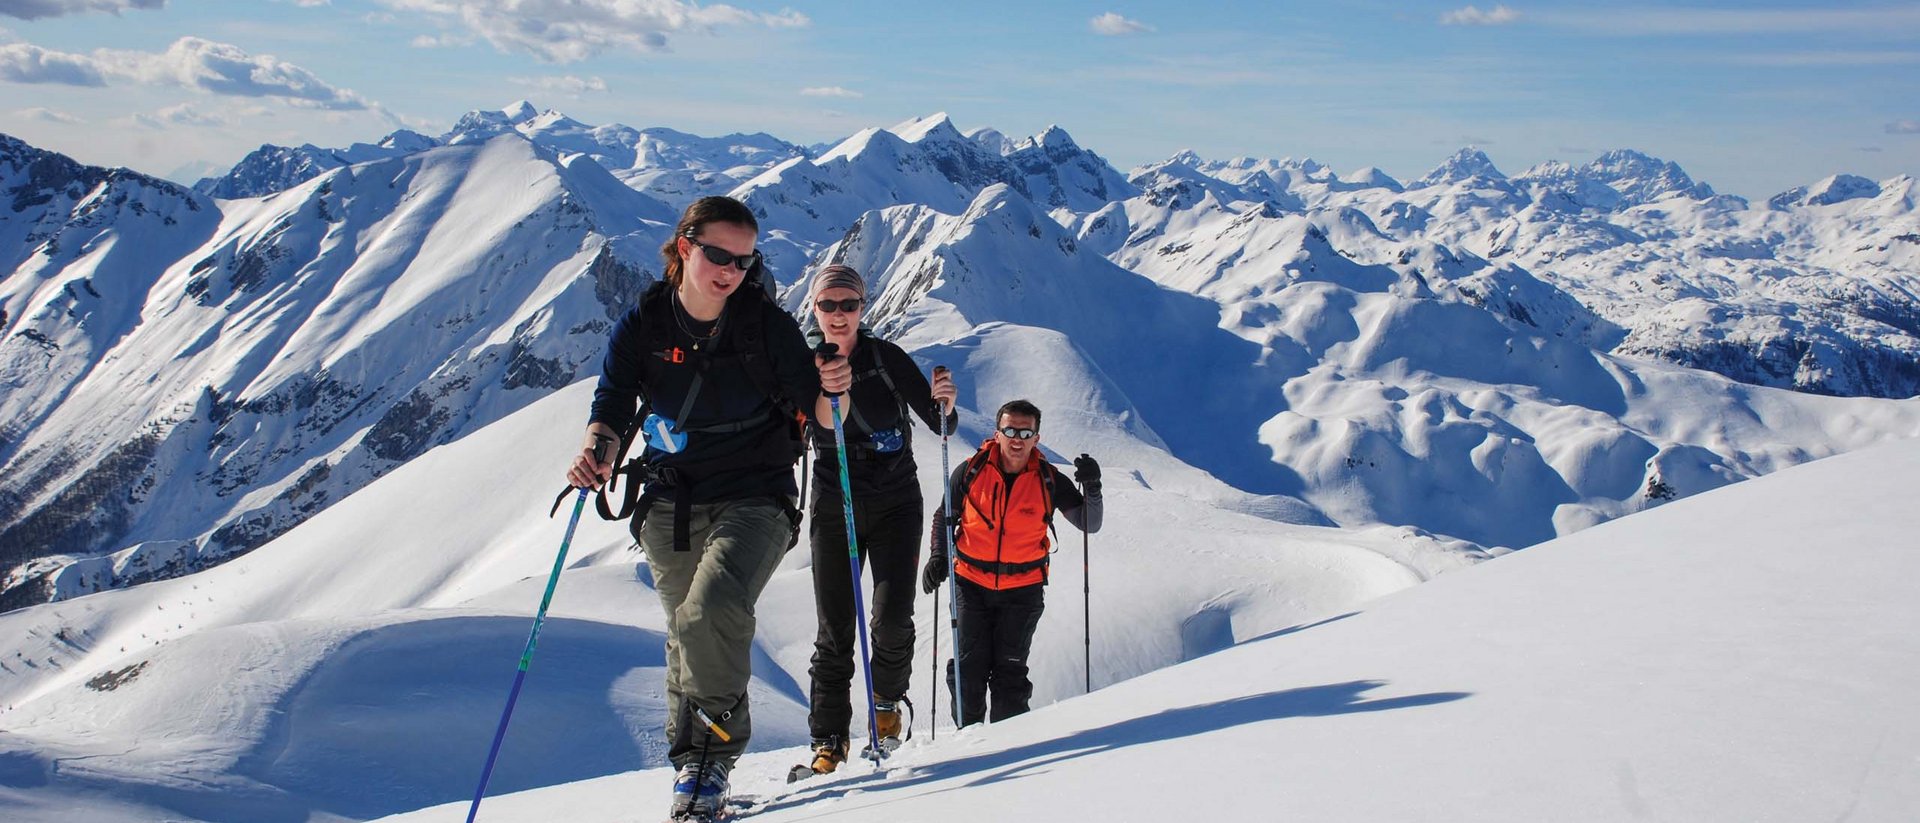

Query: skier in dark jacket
left=567, top=196, right=849, bottom=822
left=799, top=264, right=958, bottom=776
left=921, top=399, right=1101, bottom=727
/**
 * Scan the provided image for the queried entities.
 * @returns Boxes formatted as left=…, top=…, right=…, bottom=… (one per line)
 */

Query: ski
left=858, top=737, right=903, bottom=760
left=664, top=794, right=758, bottom=822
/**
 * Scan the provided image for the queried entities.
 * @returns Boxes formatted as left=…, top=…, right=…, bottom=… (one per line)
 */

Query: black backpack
left=557, top=261, right=805, bottom=548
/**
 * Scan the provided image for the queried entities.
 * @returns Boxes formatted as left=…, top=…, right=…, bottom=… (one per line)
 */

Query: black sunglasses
left=814, top=298, right=863, bottom=314
left=687, top=237, right=761, bottom=272
left=997, top=426, right=1038, bottom=440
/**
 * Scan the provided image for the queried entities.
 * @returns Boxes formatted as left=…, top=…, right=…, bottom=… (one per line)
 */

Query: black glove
left=1073, top=454, right=1101, bottom=485
left=921, top=555, right=948, bottom=593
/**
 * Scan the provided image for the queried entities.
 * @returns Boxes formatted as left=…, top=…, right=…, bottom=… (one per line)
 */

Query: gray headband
left=813, top=264, right=866, bottom=299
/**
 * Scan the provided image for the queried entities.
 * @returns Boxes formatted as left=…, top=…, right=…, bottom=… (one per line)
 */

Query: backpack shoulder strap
left=1039, top=461, right=1060, bottom=542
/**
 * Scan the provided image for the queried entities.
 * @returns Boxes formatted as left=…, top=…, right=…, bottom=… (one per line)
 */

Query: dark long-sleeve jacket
left=589, top=283, right=819, bottom=502
left=807, top=332, right=958, bottom=501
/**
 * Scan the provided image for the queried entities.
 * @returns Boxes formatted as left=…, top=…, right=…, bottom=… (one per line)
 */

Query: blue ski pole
left=820, top=341, right=885, bottom=766
left=467, top=441, right=603, bottom=822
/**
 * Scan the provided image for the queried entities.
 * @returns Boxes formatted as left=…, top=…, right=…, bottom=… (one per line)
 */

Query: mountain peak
left=1510, top=148, right=1714, bottom=210
left=502, top=100, right=539, bottom=123
left=1417, top=147, right=1505, bottom=187
left=965, top=126, right=1015, bottom=155
left=888, top=112, right=967, bottom=145
left=1168, top=149, right=1206, bottom=167
left=1768, top=173, right=1883, bottom=210
left=1030, top=125, right=1081, bottom=152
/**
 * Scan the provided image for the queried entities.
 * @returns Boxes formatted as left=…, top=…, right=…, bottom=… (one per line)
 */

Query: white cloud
left=377, top=0, right=810, bottom=63
left=1, top=37, right=372, bottom=110
left=409, top=33, right=472, bottom=48
left=0, top=42, right=106, bottom=84
left=1090, top=12, right=1152, bottom=36
left=13, top=105, right=82, bottom=123
left=127, top=103, right=228, bottom=129
left=800, top=85, right=860, bottom=98
left=1887, top=120, right=1920, bottom=135
left=509, top=74, right=610, bottom=95
left=1440, top=5, right=1520, bottom=26
left=0, top=0, right=162, bottom=21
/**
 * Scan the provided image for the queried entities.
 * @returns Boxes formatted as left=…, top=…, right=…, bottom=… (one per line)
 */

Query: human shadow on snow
left=759, top=678, right=1470, bottom=818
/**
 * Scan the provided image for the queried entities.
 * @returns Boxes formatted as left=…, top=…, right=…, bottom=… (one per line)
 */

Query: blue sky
left=2, top=0, right=1917, bottom=199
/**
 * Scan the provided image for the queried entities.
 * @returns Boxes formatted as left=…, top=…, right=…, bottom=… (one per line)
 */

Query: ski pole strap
left=694, top=706, right=733, bottom=743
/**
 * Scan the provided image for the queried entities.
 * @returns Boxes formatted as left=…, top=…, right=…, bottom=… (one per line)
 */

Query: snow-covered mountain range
left=2, top=101, right=1918, bottom=821
left=4, top=103, right=1919, bottom=614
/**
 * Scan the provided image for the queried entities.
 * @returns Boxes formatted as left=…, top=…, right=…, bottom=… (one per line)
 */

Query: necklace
left=671, top=290, right=724, bottom=351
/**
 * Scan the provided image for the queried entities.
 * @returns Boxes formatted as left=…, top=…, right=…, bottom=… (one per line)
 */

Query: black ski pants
left=945, top=576, right=1045, bottom=727
left=807, top=485, right=922, bottom=740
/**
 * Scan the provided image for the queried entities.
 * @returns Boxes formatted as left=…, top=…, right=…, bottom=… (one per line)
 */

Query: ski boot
left=863, top=695, right=912, bottom=758
left=787, top=735, right=846, bottom=783
left=668, top=760, right=730, bottom=821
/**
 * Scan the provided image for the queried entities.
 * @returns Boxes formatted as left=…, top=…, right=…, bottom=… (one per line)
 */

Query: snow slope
left=0, top=368, right=1485, bottom=821
left=384, top=433, right=1920, bottom=823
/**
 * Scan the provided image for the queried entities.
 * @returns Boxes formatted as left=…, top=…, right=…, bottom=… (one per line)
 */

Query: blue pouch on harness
left=642, top=413, right=688, bottom=454
left=870, top=425, right=903, bottom=453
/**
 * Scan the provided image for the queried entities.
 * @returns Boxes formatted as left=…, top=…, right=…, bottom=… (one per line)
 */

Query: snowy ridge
left=737, top=116, right=1135, bottom=280
left=1125, top=145, right=1920, bottom=398
left=2, top=134, right=672, bottom=607
left=197, top=101, right=806, bottom=205
left=194, top=130, right=440, bottom=200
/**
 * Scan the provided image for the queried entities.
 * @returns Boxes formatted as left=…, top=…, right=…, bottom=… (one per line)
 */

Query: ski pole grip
left=815, top=341, right=844, bottom=397
left=932, top=364, right=952, bottom=417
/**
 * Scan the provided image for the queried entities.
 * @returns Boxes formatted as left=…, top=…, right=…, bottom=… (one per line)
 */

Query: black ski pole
left=930, top=581, right=939, bottom=741
left=1080, top=453, right=1092, bottom=695
left=929, top=365, right=951, bottom=740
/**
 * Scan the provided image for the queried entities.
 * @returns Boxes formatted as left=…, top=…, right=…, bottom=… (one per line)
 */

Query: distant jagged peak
left=964, top=126, right=1015, bottom=155
left=1768, top=173, right=1883, bottom=209
left=1219, top=155, right=1329, bottom=177
left=1166, top=149, right=1206, bottom=167
left=1520, top=159, right=1575, bottom=179
left=522, top=106, right=589, bottom=132
left=1341, top=166, right=1404, bottom=191
left=1416, top=147, right=1506, bottom=187
left=888, top=112, right=967, bottom=144
left=443, top=100, right=552, bottom=143
left=1020, top=124, right=1083, bottom=153
left=815, top=126, right=909, bottom=164
left=502, top=99, right=540, bottom=123
left=377, top=130, right=438, bottom=152
left=1510, top=148, right=1727, bottom=211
